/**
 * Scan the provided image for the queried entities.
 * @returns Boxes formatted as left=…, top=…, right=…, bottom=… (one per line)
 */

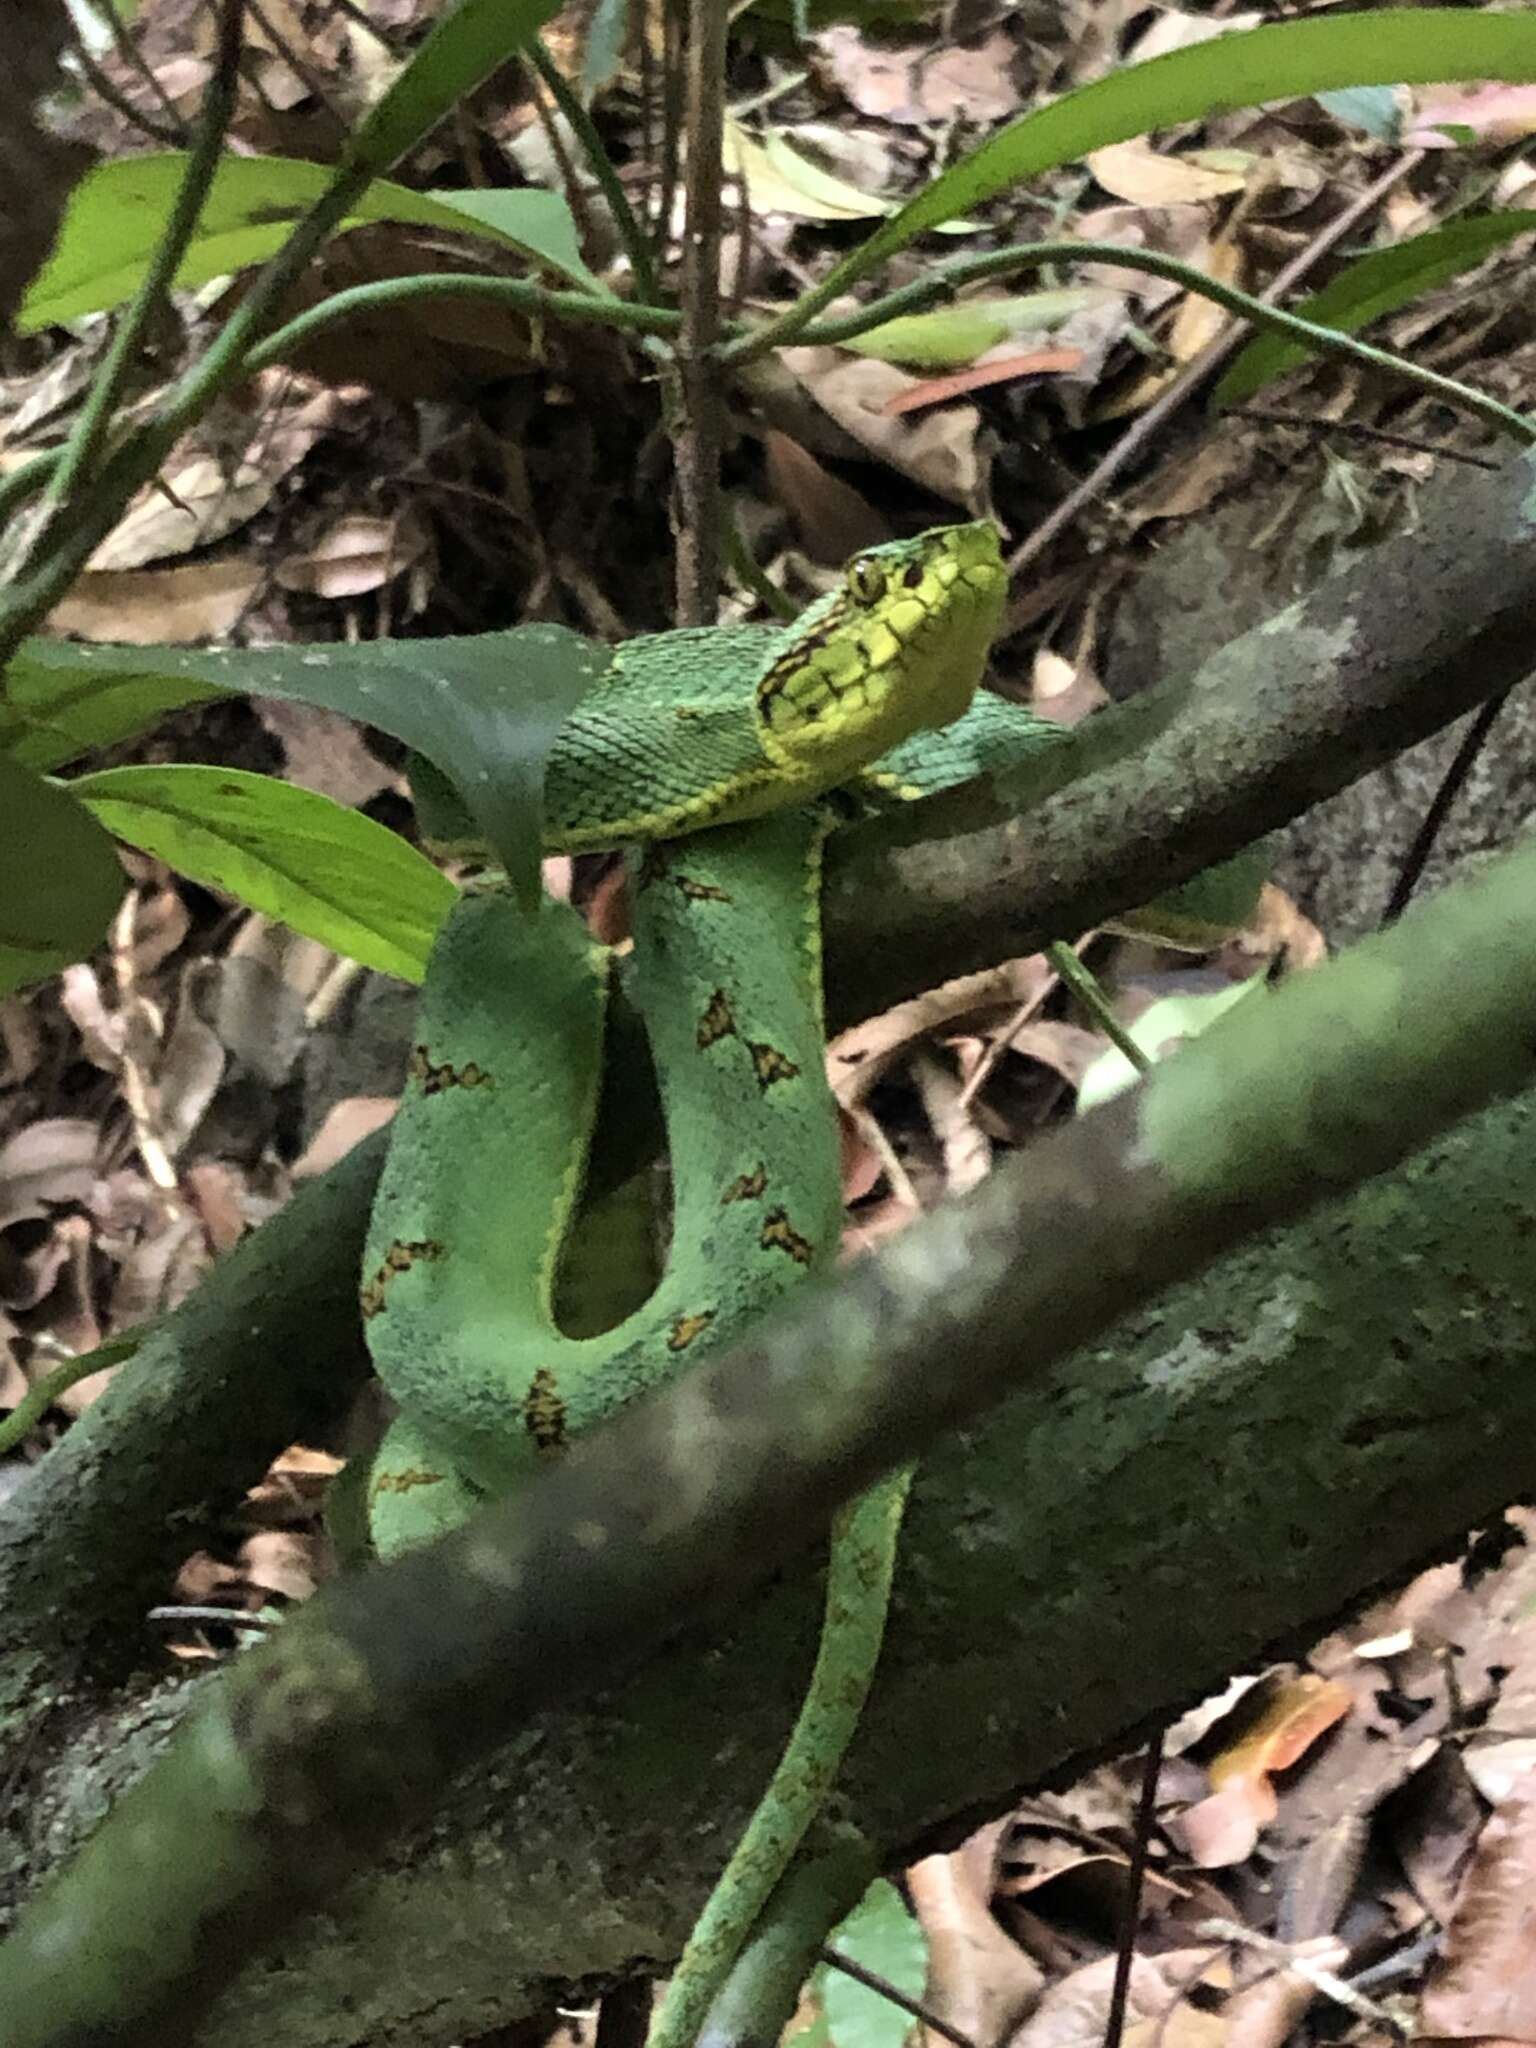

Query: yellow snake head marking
left=754, top=521, right=1006, bottom=788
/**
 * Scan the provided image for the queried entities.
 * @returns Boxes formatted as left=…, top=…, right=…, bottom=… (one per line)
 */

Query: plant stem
left=246, top=270, right=682, bottom=378
left=528, top=37, right=660, bottom=304
left=719, top=239, right=1536, bottom=447
left=38, top=0, right=246, bottom=527
left=1046, top=942, right=1152, bottom=1076
left=672, top=0, right=728, bottom=624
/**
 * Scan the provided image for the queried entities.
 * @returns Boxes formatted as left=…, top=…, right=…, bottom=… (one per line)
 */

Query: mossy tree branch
left=8, top=825, right=1536, bottom=2045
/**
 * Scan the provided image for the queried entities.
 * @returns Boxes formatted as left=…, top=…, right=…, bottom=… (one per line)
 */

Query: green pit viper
left=358, top=521, right=1255, bottom=2045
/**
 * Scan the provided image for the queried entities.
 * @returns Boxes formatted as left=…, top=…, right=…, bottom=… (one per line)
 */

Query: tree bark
left=4, top=1074, right=1535, bottom=2047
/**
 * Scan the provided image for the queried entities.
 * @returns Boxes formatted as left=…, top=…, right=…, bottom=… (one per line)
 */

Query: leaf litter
left=9, top=0, right=1536, bottom=2037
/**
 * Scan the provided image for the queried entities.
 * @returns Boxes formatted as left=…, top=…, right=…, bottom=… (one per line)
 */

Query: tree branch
left=9, top=828, right=1536, bottom=2044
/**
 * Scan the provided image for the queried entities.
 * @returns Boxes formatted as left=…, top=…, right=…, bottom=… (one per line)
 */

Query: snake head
left=754, top=521, right=1007, bottom=792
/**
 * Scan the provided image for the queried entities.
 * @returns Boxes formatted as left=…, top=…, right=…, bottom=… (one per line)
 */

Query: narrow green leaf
left=843, top=289, right=1107, bottom=367
left=348, top=0, right=564, bottom=170
left=69, top=766, right=455, bottom=982
left=20, top=154, right=594, bottom=331
left=0, top=756, right=125, bottom=995
left=23, top=625, right=609, bottom=913
left=815, top=11, right=1536, bottom=301
left=819, top=1880, right=927, bottom=2048
left=1215, top=210, right=1536, bottom=407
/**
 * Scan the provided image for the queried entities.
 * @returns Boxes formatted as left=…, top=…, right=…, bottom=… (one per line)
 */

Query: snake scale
left=356, top=521, right=1248, bottom=2042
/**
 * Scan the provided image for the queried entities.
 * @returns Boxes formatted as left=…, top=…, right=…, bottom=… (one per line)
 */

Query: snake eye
left=847, top=557, right=884, bottom=606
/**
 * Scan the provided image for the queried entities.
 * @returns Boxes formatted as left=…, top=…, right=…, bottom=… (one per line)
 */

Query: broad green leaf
left=1216, top=211, right=1536, bottom=407
left=1077, top=979, right=1262, bottom=1114
left=21, top=626, right=609, bottom=911
left=0, top=755, right=125, bottom=995
left=20, top=155, right=595, bottom=331
left=69, top=766, right=455, bottom=982
left=843, top=289, right=1108, bottom=367
left=816, top=11, right=1536, bottom=299
left=818, top=1880, right=927, bottom=2048
left=350, top=0, right=564, bottom=170
left=0, top=651, right=223, bottom=774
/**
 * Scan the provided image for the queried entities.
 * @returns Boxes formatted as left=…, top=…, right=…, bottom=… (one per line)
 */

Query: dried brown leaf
left=1422, top=1772, right=1536, bottom=2041
left=46, top=559, right=262, bottom=642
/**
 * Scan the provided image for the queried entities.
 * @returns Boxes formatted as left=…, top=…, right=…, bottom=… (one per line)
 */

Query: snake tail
left=649, top=1466, right=914, bottom=2048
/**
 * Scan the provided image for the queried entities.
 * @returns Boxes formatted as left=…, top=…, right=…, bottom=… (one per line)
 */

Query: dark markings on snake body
left=668, top=1310, right=716, bottom=1351
left=370, top=1462, right=447, bottom=1497
left=748, top=1041, right=800, bottom=1089
left=697, top=989, right=738, bottom=1050
left=360, top=1238, right=443, bottom=1318
left=757, top=599, right=855, bottom=726
left=760, top=1209, right=815, bottom=1265
left=522, top=1367, right=568, bottom=1454
left=409, top=1045, right=495, bottom=1094
left=722, top=1164, right=769, bottom=1204
left=677, top=875, right=732, bottom=904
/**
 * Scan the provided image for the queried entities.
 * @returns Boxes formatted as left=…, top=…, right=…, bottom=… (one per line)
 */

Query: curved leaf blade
left=817, top=11, right=1536, bottom=298
left=1215, top=210, right=1536, bottom=406
left=0, top=756, right=125, bottom=995
left=20, top=155, right=595, bottom=332
left=23, top=624, right=610, bottom=911
left=69, top=766, right=456, bottom=982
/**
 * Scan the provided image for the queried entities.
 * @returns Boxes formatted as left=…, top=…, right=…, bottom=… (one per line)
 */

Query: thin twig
left=243, top=0, right=352, bottom=144
left=1381, top=692, right=1510, bottom=926
left=1196, top=1920, right=1403, bottom=2033
left=672, top=0, right=728, bottom=623
left=1049, top=942, right=1152, bottom=1076
left=75, top=0, right=189, bottom=135
left=145, top=1606, right=277, bottom=1633
left=246, top=271, right=681, bottom=373
left=1225, top=405, right=1503, bottom=470
left=1103, top=1730, right=1165, bottom=2048
left=528, top=38, right=659, bottom=303
left=724, top=236, right=1530, bottom=460
left=0, top=1352, right=123, bottom=1458
left=656, top=0, right=685, bottom=266
left=65, top=28, right=186, bottom=146
left=526, top=51, right=602, bottom=259
left=1003, top=151, right=1426, bottom=577
left=36, top=0, right=246, bottom=523
left=819, top=1945, right=979, bottom=2048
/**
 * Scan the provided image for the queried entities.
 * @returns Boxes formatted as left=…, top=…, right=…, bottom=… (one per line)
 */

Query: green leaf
left=843, top=289, right=1108, bottom=367
left=0, top=755, right=125, bottom=996
left=1077, top=979, right=1263, bottom=1115
left=818, top=1880, right=927, bottom=2048
left=0, top=650, right=224, bottom=774
left=68, top=766, right=456, bottom=982
left=349, top=0, right=564, bottom=169
left=20, top=154, right=595, bottom=331
left=21, top=625, right=610, bottom=912
left=1215, top=210, right=1536, bottom=407
left=817, top=11, right=1536, bottom=296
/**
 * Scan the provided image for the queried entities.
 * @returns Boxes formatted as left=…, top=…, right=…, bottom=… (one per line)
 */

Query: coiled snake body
left=357, top=522, right=1237, bottom=2040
